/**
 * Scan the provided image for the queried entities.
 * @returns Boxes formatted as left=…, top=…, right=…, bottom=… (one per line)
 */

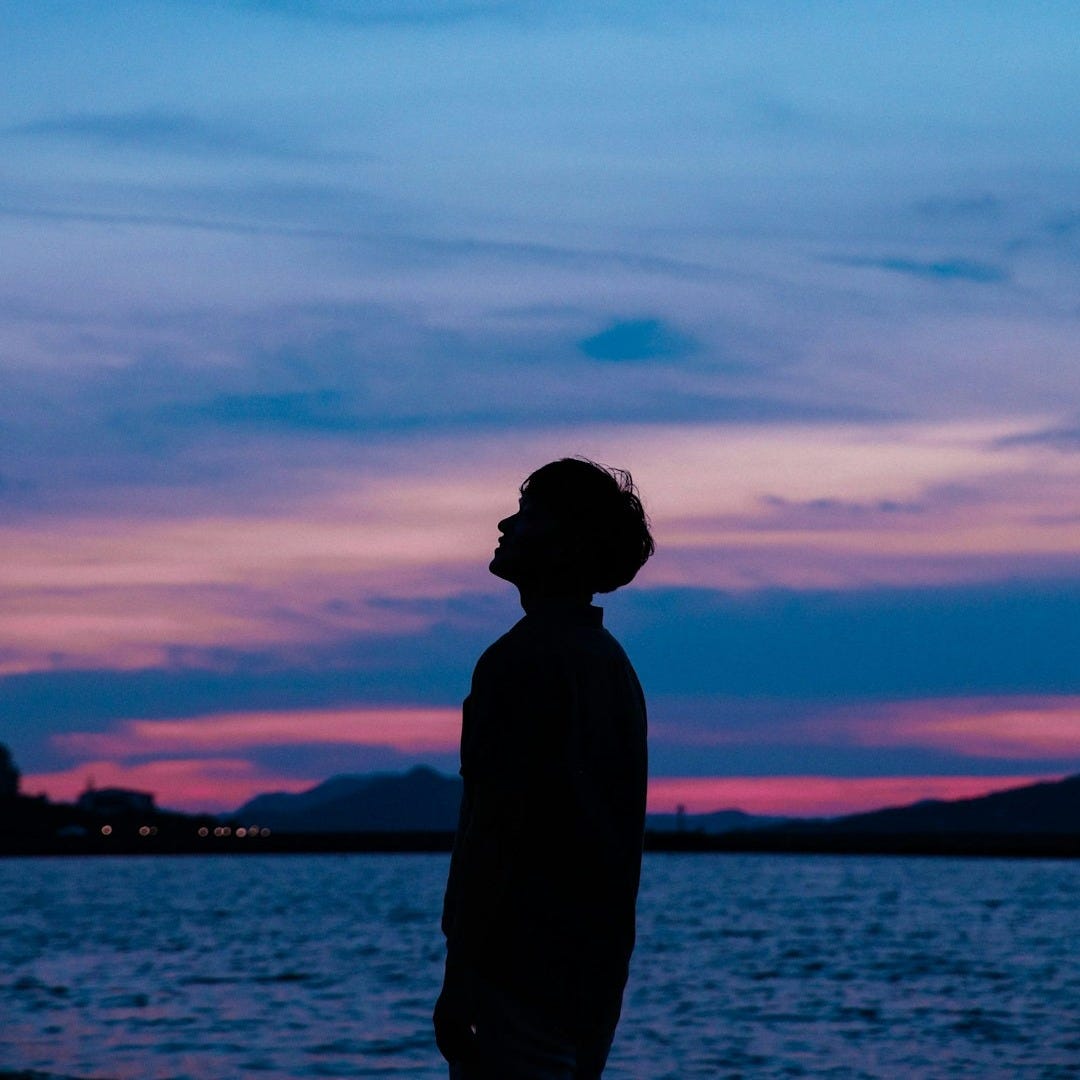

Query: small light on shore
left=235, top=827, right=247, bottom=838
left=198, top=826, right=209, bottom=837
left=260, top=828, right=271, bottom=837
left=138, top=825, right=151, bottom=836
left=100, top=825, right=112, bottom=836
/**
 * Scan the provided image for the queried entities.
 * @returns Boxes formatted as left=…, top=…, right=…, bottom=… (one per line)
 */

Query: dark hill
left=235, top=766, right=464, bottom=832
left=647, top=808, right=790, bottom=833
left=235, top=768, right=791, bottom=834
left=233, top=769, right=1080, bottom=841
left=778, top=774, right=1080, bottom=836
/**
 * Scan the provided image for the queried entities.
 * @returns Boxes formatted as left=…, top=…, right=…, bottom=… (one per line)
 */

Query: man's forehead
left=517, top=493, right=554, bottom=517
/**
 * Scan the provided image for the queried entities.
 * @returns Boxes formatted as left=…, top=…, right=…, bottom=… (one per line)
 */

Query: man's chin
left=489, top=555, right=511, bottom=580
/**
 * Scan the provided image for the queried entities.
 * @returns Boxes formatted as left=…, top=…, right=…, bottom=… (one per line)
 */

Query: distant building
left=0, top=744, right=18, bottom=798
left=77, top=786, right=156, bottom=816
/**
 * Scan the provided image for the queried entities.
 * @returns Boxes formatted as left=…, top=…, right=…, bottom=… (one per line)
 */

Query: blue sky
left=2, top=1, right=1078, bottom=813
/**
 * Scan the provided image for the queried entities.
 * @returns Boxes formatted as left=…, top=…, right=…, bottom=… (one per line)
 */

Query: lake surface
left=1, top=853, right=1077, bottom=1079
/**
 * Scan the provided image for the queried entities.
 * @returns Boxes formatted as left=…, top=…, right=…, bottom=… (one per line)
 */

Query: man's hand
left=433, top=959, right=479, bottom=1066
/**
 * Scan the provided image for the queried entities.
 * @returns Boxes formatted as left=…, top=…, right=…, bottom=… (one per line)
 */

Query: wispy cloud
left=0, top=304, right=892, bottom=519
left=216, top=0, right=512, bottom=28
left=913, top=194, right=1005, bottom=221
left=9, top=110, right=322, bottom=161
left=646, top=774, right=1056, bottom=817
left=579, top=318, right=698, bottom=362
left=995, top=421, right=1080, bottom=452
left=158, top=390, right=367, bottom=434
left=54, top=707, right=460, bottom=758
left=829, top=255, right=1009, bottom=284
left=196, top=0, right=726, bottom=31
left=0, top=182, right=717, bottom=276
left=2, top=417, right=1077, bottom=673
left=4, top=577, right=1078, bottom=739
left=844, top=696, right=1080, bottom=760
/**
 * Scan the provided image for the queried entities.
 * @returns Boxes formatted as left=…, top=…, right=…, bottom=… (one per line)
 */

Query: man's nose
left=497, top=513, right=517, bottom=533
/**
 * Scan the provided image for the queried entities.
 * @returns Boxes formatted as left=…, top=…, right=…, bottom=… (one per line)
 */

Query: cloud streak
left=579, top=318, right=698, bottom=362
left=2, top=417, right=1078, bottom=672
left=830, top=256, right=1009, bottom=284
left=646, top=775, right=1057, bottom=817
left=1, top=416, right=1078, bottom=679
left=996, top=421, right=1080, bottom=453
left=55, top=707, right=461, bottom=758
left=10, top=111, right=323, bottom=161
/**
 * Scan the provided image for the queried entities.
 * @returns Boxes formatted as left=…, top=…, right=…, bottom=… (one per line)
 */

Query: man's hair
left=521, top=457, right=655, bottom=593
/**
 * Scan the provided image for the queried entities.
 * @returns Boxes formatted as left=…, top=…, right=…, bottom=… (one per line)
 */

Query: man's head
left=489, top=458, right=654, bottom=597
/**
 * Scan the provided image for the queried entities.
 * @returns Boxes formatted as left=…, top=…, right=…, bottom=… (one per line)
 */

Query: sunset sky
left=3, top=1, right=1078, bottom=816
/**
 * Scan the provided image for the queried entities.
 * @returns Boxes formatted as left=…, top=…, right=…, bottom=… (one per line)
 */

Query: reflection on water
left=1, top=853, right=1077, bottom=1079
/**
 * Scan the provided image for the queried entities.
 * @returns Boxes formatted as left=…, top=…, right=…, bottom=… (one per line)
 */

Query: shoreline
left=2, top=828, right=1077, bottom=859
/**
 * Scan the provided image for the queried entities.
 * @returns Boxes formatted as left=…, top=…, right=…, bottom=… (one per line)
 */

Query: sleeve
left=440, top=636, right=572, bottom=967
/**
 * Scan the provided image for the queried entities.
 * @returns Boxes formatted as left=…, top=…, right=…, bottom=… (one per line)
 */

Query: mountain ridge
left=234, top=768, right=1080, bottom=837
left=770, top=773, right=1080, bottom=836
left=236, top=766, right=462, bottom=832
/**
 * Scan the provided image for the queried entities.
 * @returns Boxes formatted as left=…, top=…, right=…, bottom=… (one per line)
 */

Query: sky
left=2, top=0, right=1078, bottom=816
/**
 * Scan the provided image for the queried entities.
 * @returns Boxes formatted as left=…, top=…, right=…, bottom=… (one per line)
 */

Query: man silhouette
left=435, top=458, right=654, bottom=1079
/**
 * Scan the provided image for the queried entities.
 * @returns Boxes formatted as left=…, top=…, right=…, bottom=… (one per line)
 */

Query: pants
left=448, top=980, right=615, bottom=1080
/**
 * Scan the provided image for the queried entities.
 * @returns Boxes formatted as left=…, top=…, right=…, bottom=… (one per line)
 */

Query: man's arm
left=433, top=949, right=478, bottom=1065
left=435, top=637, right=564, bottom=1060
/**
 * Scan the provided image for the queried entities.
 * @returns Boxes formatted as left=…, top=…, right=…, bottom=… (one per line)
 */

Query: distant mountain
left=647, top=808, right=791, bottom=834
left=777, top=774, right=1080, bottom=836
left=235, top=768, right=787, bottom=834
left=235, top=766, right=463, bottom=832
left=233, top=769, right=1080, bottom=838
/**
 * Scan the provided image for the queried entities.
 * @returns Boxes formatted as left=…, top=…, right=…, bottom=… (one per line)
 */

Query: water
left=1, top=854, right=1077, bottom=1079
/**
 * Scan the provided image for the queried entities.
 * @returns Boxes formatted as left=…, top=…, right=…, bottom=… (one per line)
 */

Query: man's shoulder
left=475, top=616, right=633, bottom=677
left=476, top=617, right=530, bottom=659
left=472, top=618, right=537, bottom=679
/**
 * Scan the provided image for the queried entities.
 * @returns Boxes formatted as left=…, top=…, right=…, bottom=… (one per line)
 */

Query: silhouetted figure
left=435, top=459, right=655, bottom=1079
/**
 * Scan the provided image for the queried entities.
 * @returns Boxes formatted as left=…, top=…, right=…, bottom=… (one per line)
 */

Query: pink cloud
left=832, top=696, right=1080, bottom=759
left=22, top=757, right=1061, bottom=819
left=646, top=774, right=1057, bottom=817
left=652, top=695, right=1080, bottom=762
left=21, top=758, right=317, bottom=814
left=0, top=496, right=495, bottom=673
left=3, top=417, right=1078, bottom=673
left=54, top=707, right=462, bottom=758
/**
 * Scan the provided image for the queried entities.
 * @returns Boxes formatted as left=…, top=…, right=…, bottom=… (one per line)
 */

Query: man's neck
left=518, top=587, right=594, bottom=613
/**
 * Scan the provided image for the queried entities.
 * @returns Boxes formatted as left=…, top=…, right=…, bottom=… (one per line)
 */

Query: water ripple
left=0, top=854, right=1077, bottom=1078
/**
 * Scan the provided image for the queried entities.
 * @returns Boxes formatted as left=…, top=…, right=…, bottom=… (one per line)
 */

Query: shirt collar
left=522, top=598, right=604, bottom=627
